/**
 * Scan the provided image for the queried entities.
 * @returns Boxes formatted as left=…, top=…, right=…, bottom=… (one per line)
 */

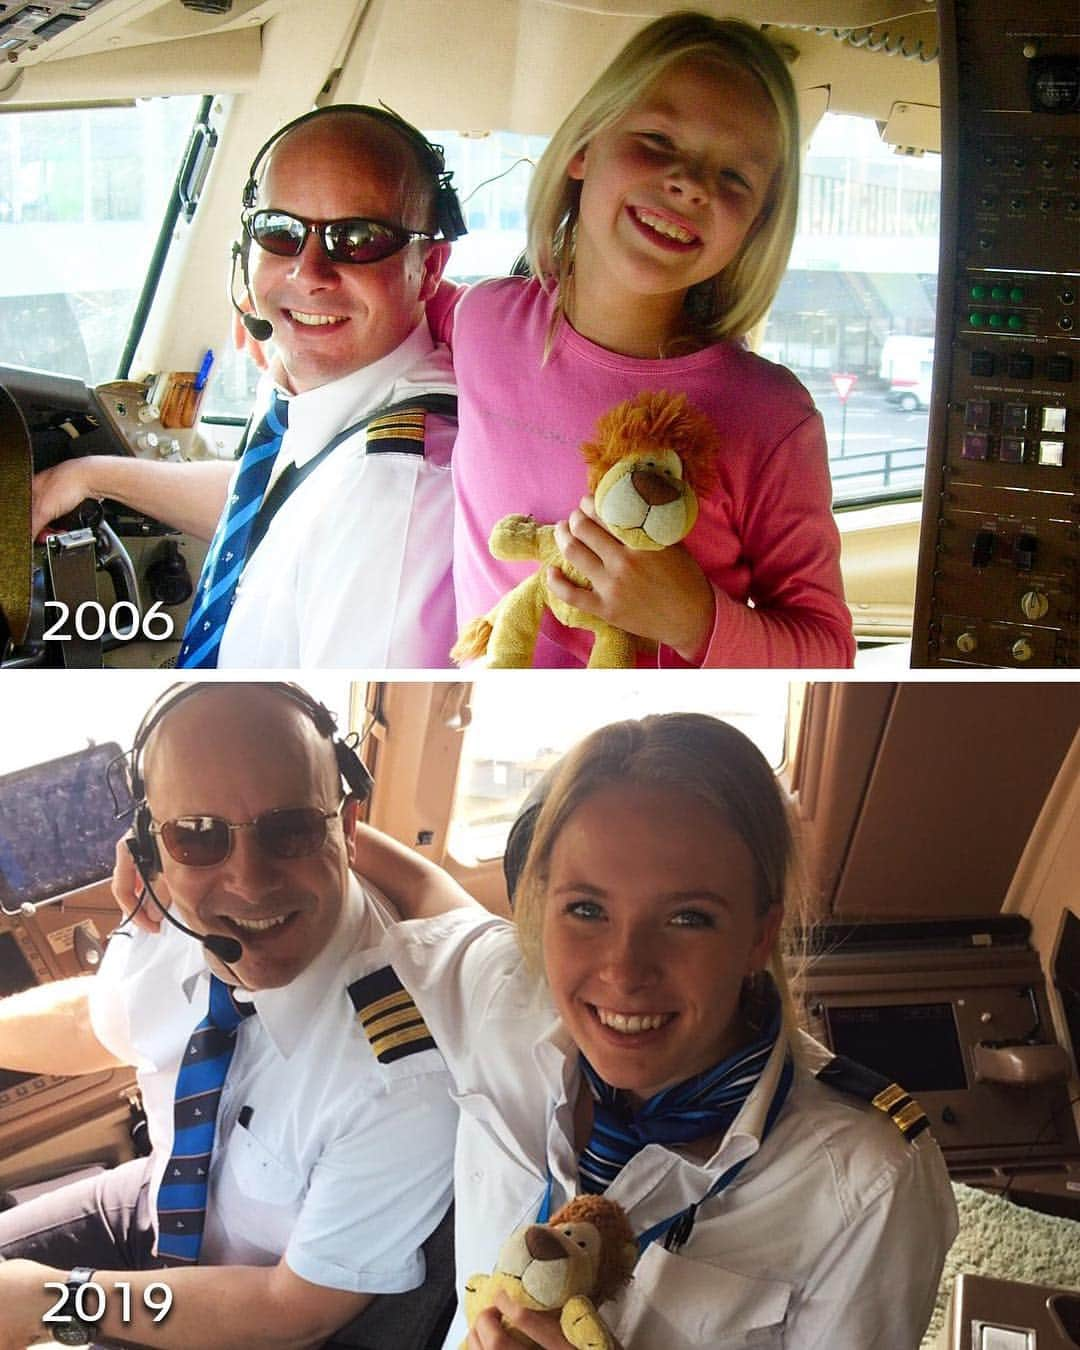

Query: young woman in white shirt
left=358, top=712, right=957, bottom=1350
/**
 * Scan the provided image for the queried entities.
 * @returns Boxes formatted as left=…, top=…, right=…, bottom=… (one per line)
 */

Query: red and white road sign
left=831, top=372, right=858, bottom=402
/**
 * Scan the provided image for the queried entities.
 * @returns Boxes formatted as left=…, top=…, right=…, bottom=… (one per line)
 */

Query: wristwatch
left=51, top=1267, right=101, bottom=1346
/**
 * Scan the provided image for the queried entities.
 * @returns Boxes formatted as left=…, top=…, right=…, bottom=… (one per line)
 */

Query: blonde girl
left=445, top=12, right=854, bottom=668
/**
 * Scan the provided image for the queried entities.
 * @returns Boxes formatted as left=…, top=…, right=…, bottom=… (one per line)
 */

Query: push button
left=965, top=400, right=991, bottom=429
left=1000, top=437, right=1025, bottom=463
left=970, top=351, right=995, bottom=377
left=1014, top=534, right=1038, bottom=570
left=962, top=434, right=990, bottom=461
left=1038, top=441, right=1065, bottom=467
left=1041, top=407, right=1067, bottom=433
left=1046, top=354, right=1073, bottom=381
left=971, top=530, right=996, bottom=567
left=1002, top=403, right=1029, bottom=430
left=1006, top=353, right=1034, bottom=380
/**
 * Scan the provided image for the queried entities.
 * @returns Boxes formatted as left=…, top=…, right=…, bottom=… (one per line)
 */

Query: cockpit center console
left=802, top=917, right=1080, bottom=1215
left=0, top=363, right=214, bottom=668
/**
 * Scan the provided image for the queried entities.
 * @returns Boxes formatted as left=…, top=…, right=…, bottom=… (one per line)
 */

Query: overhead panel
left=0, top=0, right=129, bottom=62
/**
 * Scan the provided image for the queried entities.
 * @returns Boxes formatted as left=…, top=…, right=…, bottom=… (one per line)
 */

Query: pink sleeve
left=425, top=279, right=466, bottom=351
left=660, top=411, right=855, bottom=669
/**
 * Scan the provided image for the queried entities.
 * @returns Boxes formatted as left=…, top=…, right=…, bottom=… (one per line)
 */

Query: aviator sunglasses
left=150, top=801, right=345, bottom=868
left=242, top=207, right=433, bottom=264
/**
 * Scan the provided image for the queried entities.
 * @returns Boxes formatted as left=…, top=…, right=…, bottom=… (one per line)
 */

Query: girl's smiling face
left=567, top=55, right=781, bottom=332
left=541, top=781, right=782, bottom=1104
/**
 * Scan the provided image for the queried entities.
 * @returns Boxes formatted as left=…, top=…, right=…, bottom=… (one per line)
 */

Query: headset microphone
left=229, top=241, right=274, bottom=342
left=242, top=312, right=274, bottom=343
left=124, top=838, right=244, bottom=965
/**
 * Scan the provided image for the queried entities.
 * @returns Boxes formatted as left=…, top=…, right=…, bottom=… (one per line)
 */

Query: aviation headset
left=232, top=104, right=468, bottom=340
left=125, top=680, right=373, bottom=880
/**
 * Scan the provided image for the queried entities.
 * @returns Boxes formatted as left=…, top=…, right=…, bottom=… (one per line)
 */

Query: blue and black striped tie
left=176, top=391, right=288, bottom=668
left=156, top=976, right=256, bottom=1265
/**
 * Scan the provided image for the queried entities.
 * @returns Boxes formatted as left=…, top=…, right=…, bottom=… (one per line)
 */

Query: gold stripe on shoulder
left=369, top=1022, right=435, bottom=1058
left=892, top=1101, right=928, bottom=1135
left=366, top=1004, right=429, bottom=1039
left=357, top=988, right=414, bottom=1024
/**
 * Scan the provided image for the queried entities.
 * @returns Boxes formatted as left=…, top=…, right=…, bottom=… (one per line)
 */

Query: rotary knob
left=956, top=631, right=978, bottom=654
left=1011, top=638, right=1034, bottom=663
left=1020, top=590, right=1049, bottom=621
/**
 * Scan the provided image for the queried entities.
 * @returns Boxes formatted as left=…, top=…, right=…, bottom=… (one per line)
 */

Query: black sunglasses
left=243, top=208, right=433, bottom=264
left=150, top=802, right=345, bottom=868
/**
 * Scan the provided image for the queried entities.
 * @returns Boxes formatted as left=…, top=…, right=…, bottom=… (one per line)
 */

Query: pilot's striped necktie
left=156, top=975, right=256, bottom=1265
left=176, top=390, right=288, bottom=668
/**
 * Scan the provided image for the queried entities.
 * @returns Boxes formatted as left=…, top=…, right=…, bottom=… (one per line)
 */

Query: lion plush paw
left=561, top=1294, right=618, bottom=1350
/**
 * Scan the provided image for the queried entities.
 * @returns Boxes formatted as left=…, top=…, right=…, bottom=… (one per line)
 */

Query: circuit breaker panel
left=912, top=1, right=1079, bottom=668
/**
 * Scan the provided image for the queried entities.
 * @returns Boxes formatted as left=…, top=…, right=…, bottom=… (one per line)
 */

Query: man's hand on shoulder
left=112, top=835, right=166, bottom=935
left=0, top=1259, right=62, bottom=1349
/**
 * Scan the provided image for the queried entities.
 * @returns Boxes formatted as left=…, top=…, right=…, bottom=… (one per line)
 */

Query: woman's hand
left=549, top=496, right=717, bottom=663
left=466, top=1290, right=623, bottom=1349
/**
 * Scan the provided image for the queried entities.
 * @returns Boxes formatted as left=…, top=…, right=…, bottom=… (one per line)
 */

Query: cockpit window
left=0, top=97, right=203, bottom=383
left=764, top=113, right=941, bottom=506
left=449, top=675, right=790, bottom=864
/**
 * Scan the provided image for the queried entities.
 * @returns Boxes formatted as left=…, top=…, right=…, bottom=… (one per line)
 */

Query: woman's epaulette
left=816, top=1055, right=930, bottom=1142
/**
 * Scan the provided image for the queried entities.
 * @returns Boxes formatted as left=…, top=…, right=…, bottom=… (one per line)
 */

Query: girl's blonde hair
left=526, top=11, right=801, bottom=346
left=514, top=712, right=807, bottom=1045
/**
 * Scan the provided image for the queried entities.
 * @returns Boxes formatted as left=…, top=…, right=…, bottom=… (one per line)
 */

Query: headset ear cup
left=436, top=180, right=468, bottom=243
left=132, top=803, right=162, bottom=878
left=335, top=740, right=373, bottom=802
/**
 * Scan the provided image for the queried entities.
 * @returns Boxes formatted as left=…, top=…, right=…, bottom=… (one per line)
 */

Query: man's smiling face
left=144, top=686, right=354, bottom=990
left=248, top=113, right=448, bottom=394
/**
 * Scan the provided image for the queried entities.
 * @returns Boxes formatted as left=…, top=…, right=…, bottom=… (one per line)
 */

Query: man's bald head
left=140, top=685, right=355, bottom=991
left=262, top=108, right=440, bottom=234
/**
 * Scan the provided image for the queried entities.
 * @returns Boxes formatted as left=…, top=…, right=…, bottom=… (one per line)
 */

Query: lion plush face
left=592, top=447, right=699, bottom=550
left=493, top=1217, right=607, bottom=1310
left=580, top=389, right=719, bottom=553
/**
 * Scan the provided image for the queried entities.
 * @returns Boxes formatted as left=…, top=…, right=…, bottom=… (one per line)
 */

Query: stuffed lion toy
left=450, top=390, right=720, bottom=668
left=462, top=1194, right=638, bottom=1349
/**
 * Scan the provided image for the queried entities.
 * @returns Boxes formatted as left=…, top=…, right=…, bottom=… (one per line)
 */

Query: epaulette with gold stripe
left=816, top=1054, right=929, bottom=1142
left=347, top=967, right=436, bottom=1063
left=365, top=406, right=428, bottom=456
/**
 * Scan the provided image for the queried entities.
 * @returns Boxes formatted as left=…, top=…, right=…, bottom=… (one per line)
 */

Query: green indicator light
left=991, top=285, right=1009, bottom=301
left=1007, top=314, right=1024, bottom=330
left=989, top=312, right=1005, bottom=327
left=970, top=284, right=988, bottom=300
left=1009, top=287, right=1024, bottom=302
left=970, top=311, right=984, bottom=326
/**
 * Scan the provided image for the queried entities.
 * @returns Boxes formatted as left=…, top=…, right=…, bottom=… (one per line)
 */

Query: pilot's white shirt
left=216, top=320, right=457, bottom=669
left=89, top=876, right=457, bottom=1294
left=386, top=908, right=959, bottom=1350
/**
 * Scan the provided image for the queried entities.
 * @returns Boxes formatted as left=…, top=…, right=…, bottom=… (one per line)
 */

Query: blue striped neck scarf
left=578, top=985, right=782, bottom=1194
